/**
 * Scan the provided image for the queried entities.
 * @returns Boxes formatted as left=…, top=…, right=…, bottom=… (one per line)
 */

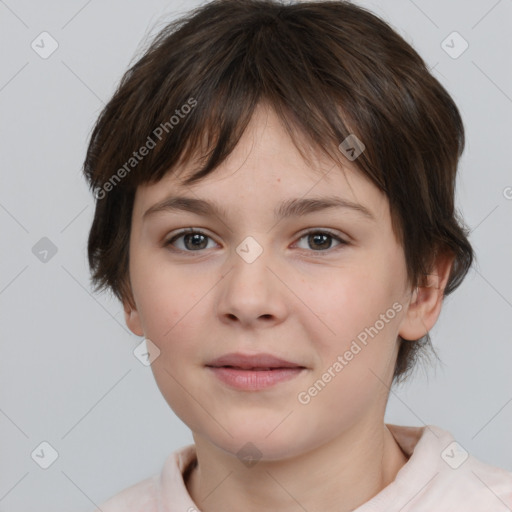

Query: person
left=83, top=0, right=512, bottom=510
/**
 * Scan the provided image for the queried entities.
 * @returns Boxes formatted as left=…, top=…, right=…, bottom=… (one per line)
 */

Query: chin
left=200, top=421, right=312, bottom=463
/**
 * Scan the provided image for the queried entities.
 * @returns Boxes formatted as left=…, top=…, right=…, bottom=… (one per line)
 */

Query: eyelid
left=294, top=227, right=346, bottom=240
left=164, top=227, right=218, bottom=243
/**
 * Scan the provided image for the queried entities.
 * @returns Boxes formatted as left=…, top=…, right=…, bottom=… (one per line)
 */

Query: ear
left=123, top=297, right=144, bottom=337
left=398, top=251, right=454, bottom=341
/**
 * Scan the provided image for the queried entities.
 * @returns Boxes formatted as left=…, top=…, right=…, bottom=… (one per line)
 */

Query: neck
left=185, top=422, right=408, bottom=512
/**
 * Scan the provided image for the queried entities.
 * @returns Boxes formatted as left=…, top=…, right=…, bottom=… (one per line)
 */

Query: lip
left=206, top=352, right=307, bottom=391
left=206, top=352, right=305, bottom=369
left=207, top=367, right=305, bottom=390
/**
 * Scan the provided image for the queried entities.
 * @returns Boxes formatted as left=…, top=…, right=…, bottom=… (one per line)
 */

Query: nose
left=215, top=240, right=290, bottom=329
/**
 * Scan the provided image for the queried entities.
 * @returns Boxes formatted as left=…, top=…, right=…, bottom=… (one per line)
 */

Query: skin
left=123, top=103, right=453, bottom=512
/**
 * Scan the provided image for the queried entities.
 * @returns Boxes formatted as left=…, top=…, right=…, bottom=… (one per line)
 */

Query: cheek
left=131, top=259, right=207, bottom=347
left=302, top=264, right=396, bottom=342
left=137, top=272, right=208, bottom=423
left=298, top=260, right=403, bottom=393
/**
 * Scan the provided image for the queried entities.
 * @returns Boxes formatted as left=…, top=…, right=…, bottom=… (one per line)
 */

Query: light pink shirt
left=93, top=424, right=512, bottom=511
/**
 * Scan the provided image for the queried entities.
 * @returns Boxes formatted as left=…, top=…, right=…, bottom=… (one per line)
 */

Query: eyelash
left=164, top=228, right=348, bottom=255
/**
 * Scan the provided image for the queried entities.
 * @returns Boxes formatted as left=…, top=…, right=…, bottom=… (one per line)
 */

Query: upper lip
left=206, top=352, right=305, bottom=369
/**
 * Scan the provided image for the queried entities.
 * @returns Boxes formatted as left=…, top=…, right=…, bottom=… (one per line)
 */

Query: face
left=124, top=104, right=416, bottom=460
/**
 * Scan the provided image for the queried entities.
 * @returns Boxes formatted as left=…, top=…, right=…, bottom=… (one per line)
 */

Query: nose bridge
left=216, top=234, right=288, bottom=325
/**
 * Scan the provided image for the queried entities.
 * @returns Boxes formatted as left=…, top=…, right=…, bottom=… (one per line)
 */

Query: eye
left=294, top=230, right=347, bottom=252
left=165, top=228, right=347, bottom=254
left=165, top=229, right=217, bottom=252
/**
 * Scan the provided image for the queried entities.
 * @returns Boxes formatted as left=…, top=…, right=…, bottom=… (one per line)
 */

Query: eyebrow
left=142, top=195, right=376, bottom=222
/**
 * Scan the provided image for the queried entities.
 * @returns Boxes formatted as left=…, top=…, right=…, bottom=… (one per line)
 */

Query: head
left=83, top=0, right=473, bottom=457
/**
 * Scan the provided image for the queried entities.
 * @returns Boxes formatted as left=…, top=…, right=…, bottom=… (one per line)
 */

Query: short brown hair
left=82, top=0, right=474, bottom=385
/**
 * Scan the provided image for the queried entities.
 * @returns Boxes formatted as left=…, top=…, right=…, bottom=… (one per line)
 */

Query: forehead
left=132, top=105, right=386, bottom=221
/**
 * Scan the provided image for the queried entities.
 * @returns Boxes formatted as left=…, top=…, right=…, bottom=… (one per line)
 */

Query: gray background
left=1, top=0, right=511, bottom=510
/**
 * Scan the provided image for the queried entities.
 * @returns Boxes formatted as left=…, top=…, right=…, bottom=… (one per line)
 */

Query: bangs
left=83, top=2, right=397, bottom=197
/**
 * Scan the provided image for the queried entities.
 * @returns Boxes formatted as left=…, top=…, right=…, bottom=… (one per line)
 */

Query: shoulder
left=89, top=444, right=197, bottom=512
left=429, top=451, right=512, bottom=509
left=90, top=474, right=159, bottom=512
left=393, top=424, right=512, bottom=510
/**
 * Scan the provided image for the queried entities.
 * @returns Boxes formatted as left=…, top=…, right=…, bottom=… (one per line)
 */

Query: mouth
left=205, top=352, right=307, bottom=390
left=206, top=352, right=305, bottom=369
left=214, top=366, right=299, bottom=370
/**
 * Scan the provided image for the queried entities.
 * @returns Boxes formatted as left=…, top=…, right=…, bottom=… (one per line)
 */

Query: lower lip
left=207, top=366, right=305, bottom=390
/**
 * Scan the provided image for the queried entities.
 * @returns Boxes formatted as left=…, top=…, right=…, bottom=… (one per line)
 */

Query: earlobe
left=123, top=303, right=144, bottom=337
left=398, top=252, right=454, bottom=341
